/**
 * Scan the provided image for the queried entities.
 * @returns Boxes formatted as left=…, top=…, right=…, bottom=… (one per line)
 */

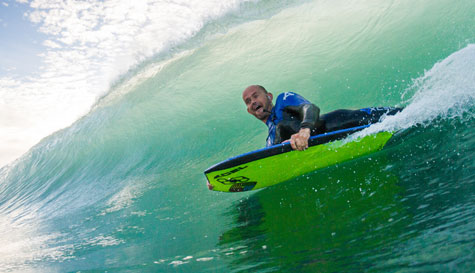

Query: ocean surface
left=1, top=0, right=474, bottom=272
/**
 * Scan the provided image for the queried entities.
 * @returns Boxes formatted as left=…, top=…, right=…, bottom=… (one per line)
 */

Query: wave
left=1, top=0, right=474, bottom=271
left=0, top=0, right=305, bottom=168
left=352, top=44, right=475, bottom=139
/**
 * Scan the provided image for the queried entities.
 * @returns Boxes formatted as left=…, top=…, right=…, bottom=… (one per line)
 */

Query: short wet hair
left=256, top=85, right=268, bottom=93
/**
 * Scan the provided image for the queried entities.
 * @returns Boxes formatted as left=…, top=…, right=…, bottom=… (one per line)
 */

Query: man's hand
left=290, top=128, right=311, bottom=151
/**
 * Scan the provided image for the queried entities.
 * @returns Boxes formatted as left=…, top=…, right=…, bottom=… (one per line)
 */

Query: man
left=242, top=85, right=402, bottom=151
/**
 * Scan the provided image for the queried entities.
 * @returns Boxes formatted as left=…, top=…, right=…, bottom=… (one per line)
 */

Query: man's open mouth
left=255, top=105, right=262, bottom=111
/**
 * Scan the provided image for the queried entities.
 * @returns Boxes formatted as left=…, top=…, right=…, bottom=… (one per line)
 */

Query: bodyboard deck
left=205, top=125, right=393, bottom=192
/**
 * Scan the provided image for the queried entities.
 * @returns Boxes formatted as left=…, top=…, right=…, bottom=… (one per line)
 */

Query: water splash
left=354, top=44, right=475, bottom=138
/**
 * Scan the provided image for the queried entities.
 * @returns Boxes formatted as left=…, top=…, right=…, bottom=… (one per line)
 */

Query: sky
left=0, top=0, right=102, bottom=168
left=0, top=0, right=249, bottom=168
left=0, top=1, right=46, bottom=77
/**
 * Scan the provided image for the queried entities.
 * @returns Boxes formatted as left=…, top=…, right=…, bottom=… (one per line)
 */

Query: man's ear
left=267, top=93, right=273, bottom=101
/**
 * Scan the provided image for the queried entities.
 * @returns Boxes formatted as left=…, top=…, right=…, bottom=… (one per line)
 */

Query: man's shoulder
left=276, top=92, right=298, bottom=101
left=275, top=92, right=310, bottom=106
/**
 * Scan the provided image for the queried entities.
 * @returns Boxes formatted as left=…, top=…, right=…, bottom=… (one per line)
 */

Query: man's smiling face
left=242, top=85, right=273, bottom=122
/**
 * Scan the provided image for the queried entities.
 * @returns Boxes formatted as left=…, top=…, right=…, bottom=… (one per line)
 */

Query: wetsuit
left=265, top=92, right=402, bottom=147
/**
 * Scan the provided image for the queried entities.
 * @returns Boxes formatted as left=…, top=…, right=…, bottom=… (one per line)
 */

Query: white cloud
left=0, top=77, right=21, bottom=88
left=0, top=0, right=250, bottom=167
left=42, top=39, right=61, bottom=48
left=4, top=66, right=17, bottom=72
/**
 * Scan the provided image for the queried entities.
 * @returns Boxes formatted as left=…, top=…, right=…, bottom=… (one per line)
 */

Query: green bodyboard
left=205, top=129, right=393, bottom=192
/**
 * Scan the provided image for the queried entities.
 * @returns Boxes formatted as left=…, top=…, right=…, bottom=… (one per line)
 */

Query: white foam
left=92, top=49, right=196, bottom=110
left=85, top=235, right=124, bottom=247
left=196, top=257, right=214, bottom=262
left=353, top=44, right=475, bottom=138
left=0, top=214, right=72, bottom=272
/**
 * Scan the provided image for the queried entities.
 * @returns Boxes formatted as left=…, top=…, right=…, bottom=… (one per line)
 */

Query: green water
left=0, top=0, right=474, bottom=272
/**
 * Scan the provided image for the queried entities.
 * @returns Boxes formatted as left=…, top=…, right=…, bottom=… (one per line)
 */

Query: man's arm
left=298, top=103, right=320, bottom=131
left=286, top=103, right=320, bottom=151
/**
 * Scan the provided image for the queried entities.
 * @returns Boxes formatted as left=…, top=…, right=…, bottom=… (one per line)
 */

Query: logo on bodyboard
left=215, top=175, right=257, bottom=192
left=214, top=166, right=248, bottom=179
left=229, top=182, right=257, bottom=192
left=216, top=176, right=252, bottom=185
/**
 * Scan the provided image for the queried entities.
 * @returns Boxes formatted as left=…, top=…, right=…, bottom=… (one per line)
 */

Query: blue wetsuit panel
left=265, top=92, right=311, bottom=147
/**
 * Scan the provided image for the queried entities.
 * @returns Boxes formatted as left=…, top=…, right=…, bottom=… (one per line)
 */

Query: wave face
left=1, top=0, right=474, bottom=272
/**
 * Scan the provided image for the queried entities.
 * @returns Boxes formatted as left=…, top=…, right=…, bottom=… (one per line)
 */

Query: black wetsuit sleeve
left=286, top=103, right=320, bottom=132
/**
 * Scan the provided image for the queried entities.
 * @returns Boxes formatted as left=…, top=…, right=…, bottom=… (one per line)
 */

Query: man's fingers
left=300, top=140, right=307, bottom=150
left=290, top=138, right=297, bottom=150
left=296, top=139, right=304, bottom=151
left=292, top=137, right=304, bottom=151
left=289, top=132, right=310, bottom=151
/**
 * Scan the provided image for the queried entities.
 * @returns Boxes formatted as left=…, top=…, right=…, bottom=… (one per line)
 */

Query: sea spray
left=350, top=44, right=475, bottom=140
